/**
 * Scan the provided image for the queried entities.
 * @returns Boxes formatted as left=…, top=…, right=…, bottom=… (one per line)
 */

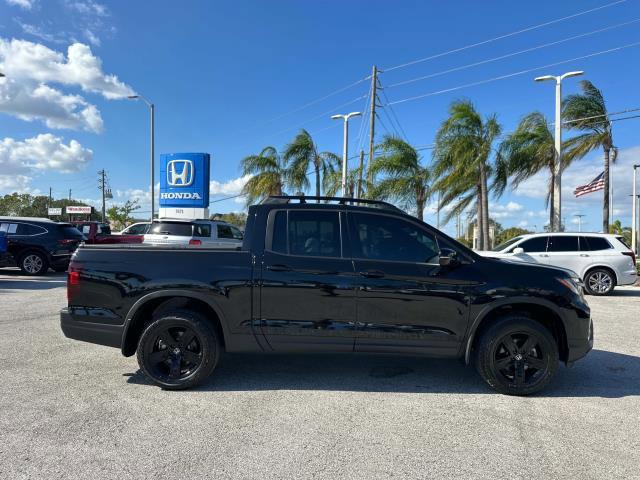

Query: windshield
left=492, top=236, right=523, bottom=252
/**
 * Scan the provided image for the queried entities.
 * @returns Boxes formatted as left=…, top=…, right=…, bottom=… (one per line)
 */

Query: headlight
left=556, top=276, right=582, bottom=296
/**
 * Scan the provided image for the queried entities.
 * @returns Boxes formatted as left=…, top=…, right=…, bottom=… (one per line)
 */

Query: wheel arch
left=584, top=264, right=617, bottom=284
left=121, top=290, right=228, bottom=357
left=464, top=300, right=569, bottom=365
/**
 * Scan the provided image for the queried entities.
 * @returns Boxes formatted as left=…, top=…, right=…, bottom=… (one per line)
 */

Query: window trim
left=265, top=208, right=347, bottom=260
left=346, top=211, right=442, bottom=266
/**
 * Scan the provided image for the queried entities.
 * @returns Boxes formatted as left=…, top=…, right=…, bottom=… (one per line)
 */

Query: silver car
left=143, top=219, right=243, bottom=248
left=478, top=232, right=637, bottom=295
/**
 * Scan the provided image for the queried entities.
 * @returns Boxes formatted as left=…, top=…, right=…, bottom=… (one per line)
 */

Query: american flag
left=574, top=172, right=605, bottom=197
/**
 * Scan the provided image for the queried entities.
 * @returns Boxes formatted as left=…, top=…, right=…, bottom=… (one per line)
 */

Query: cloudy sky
left=0, top=0, right=639, bottom=235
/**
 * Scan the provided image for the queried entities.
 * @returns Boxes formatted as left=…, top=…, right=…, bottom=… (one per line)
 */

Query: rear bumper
left=618, top=269, right=638, bottom=286
left=60, top=307, right=124, bottom=349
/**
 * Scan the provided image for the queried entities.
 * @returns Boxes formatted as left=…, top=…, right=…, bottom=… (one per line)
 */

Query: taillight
left=67, top=270, right=80, bottom=303
left=188, top=239, right=202, bottom=246
left=622, top=251, right=636, bottom=265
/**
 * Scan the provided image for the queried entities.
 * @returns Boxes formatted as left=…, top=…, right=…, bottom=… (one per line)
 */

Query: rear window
left=582, top=236, right=612, bottom=251
left=58, top=225, right=83, bottom=238
left=99, top=224, right=111, bottom=235
left=150, top=222, right=193, bottom=236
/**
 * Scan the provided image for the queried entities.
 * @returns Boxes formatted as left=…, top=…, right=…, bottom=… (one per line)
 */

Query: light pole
left=331, top=112, right=361, bottom=197
left=633, top=164, right=639, bottom=254
left=128, top=95, right=155, bottom=221
left=535, top=70, right=583, bottom=232
left=573, top=214, right=586, bottom=232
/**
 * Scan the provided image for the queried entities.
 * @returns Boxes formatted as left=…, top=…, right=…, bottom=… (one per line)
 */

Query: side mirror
left=512, top=247, right=524, bottom=255
left=439, top=248, right=459, bottom=267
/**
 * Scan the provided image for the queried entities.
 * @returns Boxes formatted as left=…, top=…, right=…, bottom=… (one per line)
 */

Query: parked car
left=0, top=217, right=84, bottom=275
left=115, top=222, right=151, bottom=235
left=143, top=219, right=243, bottom=248
left=479, top=232, right=637, bottom=295
left=72, top=221, right=144, bottom=245
left=61, top=196, right=593, bottom=396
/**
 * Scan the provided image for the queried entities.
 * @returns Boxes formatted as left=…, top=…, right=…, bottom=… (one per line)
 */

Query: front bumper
left=60, top=307, right=124, bottom=349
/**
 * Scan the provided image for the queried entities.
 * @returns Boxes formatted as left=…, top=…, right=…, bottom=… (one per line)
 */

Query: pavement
left=1, top=267, right=639, bottom=479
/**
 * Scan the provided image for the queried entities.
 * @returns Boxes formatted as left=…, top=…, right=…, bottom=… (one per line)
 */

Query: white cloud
left=0, top=39, right=134, bottom=99
left=210, top=174, right=252, bottom=196
left=5, top=0, right=35, bottom=9
left=0, top=174, right=32, bottom=193
left=0, top=134, right=92, bottom=174
left=15, top=21, right=67, bottom=44
left=65, top=1, right=108, bottom=17
left=490, top=201, right=525, bottom=219
left=83, top=29, right=101, bottom=47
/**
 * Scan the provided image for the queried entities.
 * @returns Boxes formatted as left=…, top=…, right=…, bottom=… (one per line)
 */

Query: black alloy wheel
left=137, top=310, right=220, bottom=390
left=474, top=315, right=558, bottom=396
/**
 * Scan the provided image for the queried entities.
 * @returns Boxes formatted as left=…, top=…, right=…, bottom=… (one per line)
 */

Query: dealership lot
left=1, top=270, right=639, bottom=479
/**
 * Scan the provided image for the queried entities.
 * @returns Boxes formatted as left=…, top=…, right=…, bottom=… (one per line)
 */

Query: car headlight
left=556, top=276, right=583, bottom=296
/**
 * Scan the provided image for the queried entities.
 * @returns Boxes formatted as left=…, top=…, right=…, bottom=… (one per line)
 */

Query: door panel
left=259, top=210, right=357, bottom=352
left=348, top=212, right=469, bottom=356
left=546, top=235, right=584, bottom=275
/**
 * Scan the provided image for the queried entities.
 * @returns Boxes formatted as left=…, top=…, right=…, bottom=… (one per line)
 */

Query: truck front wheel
left=136, top=310, right=220, bottom=390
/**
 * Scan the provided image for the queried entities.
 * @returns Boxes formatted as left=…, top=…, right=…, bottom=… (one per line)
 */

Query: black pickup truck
left=61, top=196, right=593, bottom=395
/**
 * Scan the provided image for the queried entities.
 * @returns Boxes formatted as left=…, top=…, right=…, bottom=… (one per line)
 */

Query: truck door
left=259, top=209, right=358, bottom=352
left=347, top=211, right=470, bottom=356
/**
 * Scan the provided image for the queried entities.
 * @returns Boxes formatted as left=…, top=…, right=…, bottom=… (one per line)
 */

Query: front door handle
left=539, top=254, right=549, bottom=257
left=266, top=264, right=292, bottom=272
left=359, top=270, right=384, bottom=278
left=580, top=254, right=590, bottom=257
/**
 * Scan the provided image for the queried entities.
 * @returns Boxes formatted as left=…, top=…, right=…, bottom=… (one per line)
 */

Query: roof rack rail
left=261, top=195, right=403, bottom=213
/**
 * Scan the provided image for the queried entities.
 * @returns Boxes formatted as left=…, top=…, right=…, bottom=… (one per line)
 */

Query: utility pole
left=632, top=164, right=638, bottom=255
left=48, top=187, right=52, bottom=218
left=98, top=169, right=106, bottom=223
left=367, top=65, right=378, bottom=193
left=68, top=189, right=72, bottom=221
left=357, top=150, right=364, bottom=198
left=573, top=214, right=586, bottom=232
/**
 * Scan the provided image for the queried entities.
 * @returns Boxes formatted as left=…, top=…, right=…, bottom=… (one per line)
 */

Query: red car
left=73, top=222, right=143, bottom=245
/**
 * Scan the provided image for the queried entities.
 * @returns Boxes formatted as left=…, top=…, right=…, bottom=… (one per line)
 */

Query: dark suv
left=0, top=217, right=84, bottom=275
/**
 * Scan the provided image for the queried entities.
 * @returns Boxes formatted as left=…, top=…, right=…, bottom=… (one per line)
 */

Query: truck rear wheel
left=136, top=310, right=220, bottom=390
left=473, top=315, right=558, bottom=396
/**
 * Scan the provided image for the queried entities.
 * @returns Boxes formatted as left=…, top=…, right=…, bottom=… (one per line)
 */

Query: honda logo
left=167, top=160, right=194, bottom=187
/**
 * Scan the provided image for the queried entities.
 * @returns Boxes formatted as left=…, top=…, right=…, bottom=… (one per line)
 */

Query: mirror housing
left=512, top=247, right=525, bottom=255
left=438, top=248, right=459, bottom=267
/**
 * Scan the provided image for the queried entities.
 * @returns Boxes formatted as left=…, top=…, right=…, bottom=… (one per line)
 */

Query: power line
left=386, top=18, right=640, bottom=89
left=378, top=79, right=409, bottom=140
left=382, top=0, right=628, bottom=72
left=558, top=107, right=640, bottom=125
left=385, top=41, right=640, bottom=106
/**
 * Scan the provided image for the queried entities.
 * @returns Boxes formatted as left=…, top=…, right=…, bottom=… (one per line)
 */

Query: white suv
left=479, top=232, right=637, bottom=295
left=143, top=219, right=243, bottom=249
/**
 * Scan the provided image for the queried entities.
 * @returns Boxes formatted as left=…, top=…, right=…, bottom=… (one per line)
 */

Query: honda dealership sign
left=159, top=152, right=210, bottom=219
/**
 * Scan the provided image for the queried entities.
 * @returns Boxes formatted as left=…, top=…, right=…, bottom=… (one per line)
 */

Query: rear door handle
left=580, top=254, right=590, bottom=257
left=539, top=254, right=549, bottom=257
left=359, top=270, right=384, bottom=278
left=266, top=264, right=292, bottom=272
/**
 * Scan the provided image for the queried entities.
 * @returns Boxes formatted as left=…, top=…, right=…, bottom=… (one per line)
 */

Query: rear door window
left=269, top=210, right=342, bottom=258
left=547, top=236, right=578, bottom=252
left=150, top=222, right=193, bottom=236
left=517, top=236, right=548, bottom=252
left=217, top=224, right=235, bottom=239
left=583, top=236, right=612, bottom=251
left=194, top=224, right=211, bottom=237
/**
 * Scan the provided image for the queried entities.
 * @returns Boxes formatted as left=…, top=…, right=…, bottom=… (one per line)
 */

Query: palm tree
left=283, top=129, right=340, bottom=198
left=371, top=136, right=430, bottom=220
left=433, top=100, right=501, bottom=249
left=495, top=112, right=557, bottom=228
left=562, top=80, right=617, bottom=232
left=323, top=166, right=362, bottom=198
left=240, top=146, right=287, bottom=205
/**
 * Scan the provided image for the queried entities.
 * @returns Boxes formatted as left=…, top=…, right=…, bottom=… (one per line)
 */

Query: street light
left=633, top=164, right=639, bottom=255
left=331, top=112, right=361, bottom=197
left=535, top=70, right=584, bottom=232
left=128, top=94, right=155, bottom=221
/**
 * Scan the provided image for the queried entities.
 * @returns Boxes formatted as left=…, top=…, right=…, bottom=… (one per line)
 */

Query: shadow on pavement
left=609, top=287, right=640, bottom=297
left=0, top=269, right=66, bottom=291
left=125, top=348, right=640, bottom=398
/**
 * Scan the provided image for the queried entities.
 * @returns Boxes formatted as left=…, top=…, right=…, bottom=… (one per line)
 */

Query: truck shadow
left=126, top=348, right=640, bottom=398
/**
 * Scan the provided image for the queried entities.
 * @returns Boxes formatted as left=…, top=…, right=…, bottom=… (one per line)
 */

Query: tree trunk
left=416, top=197, right=424, bottom=221
left=548, top=164, right=555, bottom=230
left=315, top=159, right=321, bottom=203
left=476, top=183, right=484, bottom=251
left=603, top=147, right=610, bottom=233
left=480, top=164, right=490, bottom=249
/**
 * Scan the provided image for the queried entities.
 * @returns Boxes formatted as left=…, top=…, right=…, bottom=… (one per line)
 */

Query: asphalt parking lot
left=1, top=269, right=639, bottom=479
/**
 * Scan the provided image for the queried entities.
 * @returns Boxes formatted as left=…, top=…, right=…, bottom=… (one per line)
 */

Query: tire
left=584, top=268, right=616, bottom=296
left=19, top=251, right=49, bottom=275
left=136, top=309, right=221, bottom=390
left=52, top=266, right=68, bottom=273
left=474, top=315, right=558, bottom=396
